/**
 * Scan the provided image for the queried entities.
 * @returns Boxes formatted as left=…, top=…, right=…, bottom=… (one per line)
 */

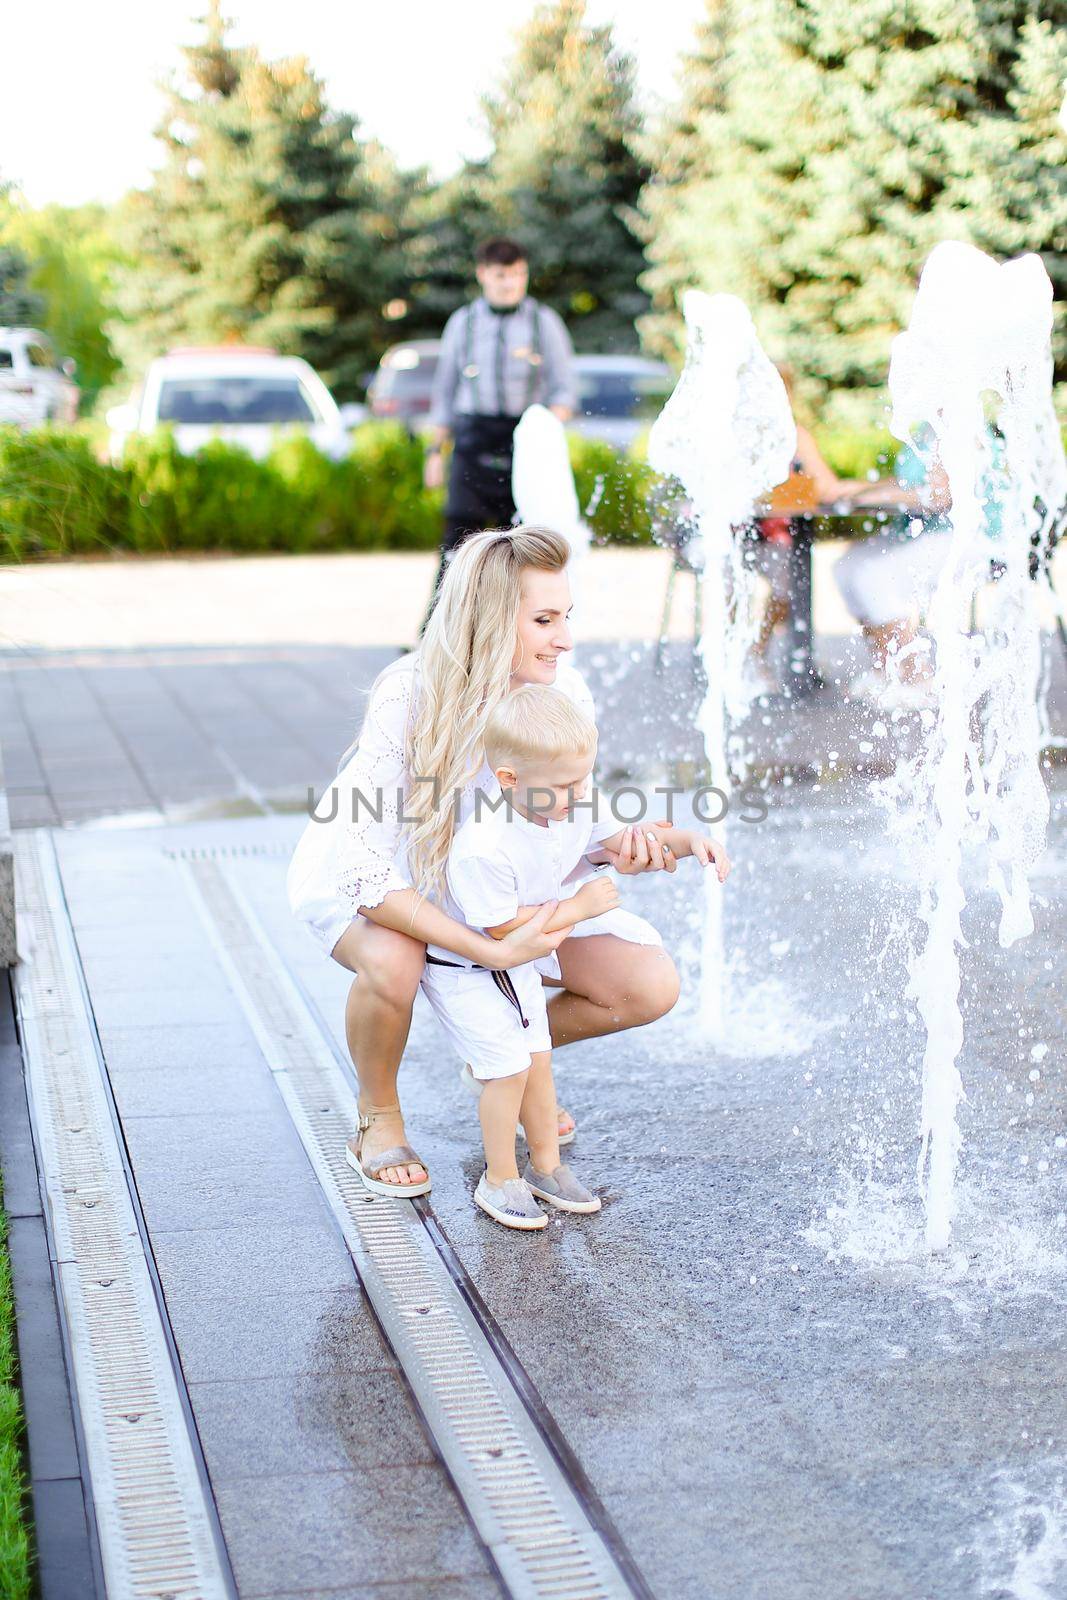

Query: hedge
left=0, top=420, right=904, bottom=562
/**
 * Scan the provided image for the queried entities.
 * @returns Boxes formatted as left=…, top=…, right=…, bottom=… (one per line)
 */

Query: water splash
left=512, top=403, right=591, bottom=627
left=647, top=292, right=795, bottom=1033
left=883, top=241, right=1067, bottom=1252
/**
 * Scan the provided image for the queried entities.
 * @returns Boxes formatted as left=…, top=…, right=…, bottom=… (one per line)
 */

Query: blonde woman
left=287, top=527, right=681, bottom=1195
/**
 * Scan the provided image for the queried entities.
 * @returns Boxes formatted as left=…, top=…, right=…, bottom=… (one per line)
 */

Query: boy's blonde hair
left=484, top=685, right=597, bottom=776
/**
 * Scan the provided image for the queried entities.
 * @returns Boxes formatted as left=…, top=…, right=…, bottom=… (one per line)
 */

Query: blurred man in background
left=422, top=237, right=576, bottom=614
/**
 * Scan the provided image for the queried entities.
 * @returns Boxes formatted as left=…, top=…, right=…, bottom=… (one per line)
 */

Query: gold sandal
left=346, top=1104, right=431, bottom=1197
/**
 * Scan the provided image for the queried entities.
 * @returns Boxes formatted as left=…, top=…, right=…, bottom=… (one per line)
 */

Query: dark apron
left=446, top=413, right=519, bottom=525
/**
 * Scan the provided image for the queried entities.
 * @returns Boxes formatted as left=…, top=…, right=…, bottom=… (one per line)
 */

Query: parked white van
left=0, top=328, right=79, bottom=427
left=107, top=346, right=347, bottom=462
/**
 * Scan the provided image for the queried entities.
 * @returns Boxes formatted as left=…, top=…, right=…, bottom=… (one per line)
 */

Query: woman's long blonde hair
left=406, top=526, right=571, bottom=904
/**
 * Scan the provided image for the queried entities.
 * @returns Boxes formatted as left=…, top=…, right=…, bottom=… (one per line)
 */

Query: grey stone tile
left=107, top=1060, right=279, bottom=1120
left=189, top=1368, right=435, bottom=1481
left=247, top=1580, right=503, bottom=1599
left=562, top=1384, right=805, bottom=1499
left=9, top=793, right=60, bottom=827
left=151, top=1220, right=354, bottom=1303
left=213, top=1465, right=491, bottom=1595
left=78, top=948, right=227, bottom=994
left=167, top=1285, right=393, bottom=1383
left=121, top=1108, right=313, bottom=1177
left=782, top=1356, right=1067, bottom=1474
left=611, top=1476, right=901, bottom=1600
left=132, top=1159, right=330, bottom=1235
left=97, top=1019, right=263, bottom=1071
left=87, top=983, right=241, bottom=1029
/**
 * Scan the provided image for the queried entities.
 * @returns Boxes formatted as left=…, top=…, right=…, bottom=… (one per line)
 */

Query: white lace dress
left=285, top=653, right=661, bottom=968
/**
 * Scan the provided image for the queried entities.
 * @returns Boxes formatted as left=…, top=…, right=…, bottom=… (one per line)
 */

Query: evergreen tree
left=641, top=0, right=1067, bottom=419
left=635, top=1, right=735, bottom=362
left=113, top=3, right=396, bottom=398
left=480, top=0, right=650, bottom=352
left=386, top=164, right=495, bottom=345
left=961, top=11, right=1067, bottom=375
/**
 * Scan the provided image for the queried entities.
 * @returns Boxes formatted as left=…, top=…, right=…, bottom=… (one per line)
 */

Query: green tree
left=0, top=241, right=44, bottom=327
left=480, top=0, right=650, bottom=352
left=389, top=165, right=495, bottom=345
left=113, top=3, right=396, bottom=398
left=640, top=0, right=1067, bottom=421
left=635, top=1, right=735, bottom=364
left=0, top=202, right=123, bottom=408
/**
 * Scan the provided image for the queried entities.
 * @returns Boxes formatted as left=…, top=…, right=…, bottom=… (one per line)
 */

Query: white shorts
left=833, top=528, right=952, bottom=628
left=532, top=906, right=663, bottom=984
left=420, top=960, right=552, bottom=1081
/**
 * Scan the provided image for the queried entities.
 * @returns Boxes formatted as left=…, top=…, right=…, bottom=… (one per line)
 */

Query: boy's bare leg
left=519, top=1051, right=561, bottom=1175
left=479, top=1069, right=529, bottom=1188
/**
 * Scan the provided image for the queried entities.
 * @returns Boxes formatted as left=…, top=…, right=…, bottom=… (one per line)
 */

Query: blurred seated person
left=832, top=426, right=961, bottom=708
left=749, top=366, right=881, bottom=690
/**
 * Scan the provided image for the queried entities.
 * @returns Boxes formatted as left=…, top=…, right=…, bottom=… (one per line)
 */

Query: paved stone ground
left=31, top=786, right=1067, bottom=1599
left=3, top=551, right=1067, bottom=1597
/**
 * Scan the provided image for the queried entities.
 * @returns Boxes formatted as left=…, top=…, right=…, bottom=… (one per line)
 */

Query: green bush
left=0, top=426, right=127, bottom=559
left=569, top=434, right=654, bottom=546
left=816, top=427, right=899, bottom=480
left=0, top=419, right=968, bottom=562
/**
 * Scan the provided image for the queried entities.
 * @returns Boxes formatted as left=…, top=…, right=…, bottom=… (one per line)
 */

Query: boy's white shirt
left=427, top=787, right=620, bottom=965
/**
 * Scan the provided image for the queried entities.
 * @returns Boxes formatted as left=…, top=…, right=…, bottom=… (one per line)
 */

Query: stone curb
left=0, top=977, right=102, bottom=1598
left=0, top=742, right=13, bottom=967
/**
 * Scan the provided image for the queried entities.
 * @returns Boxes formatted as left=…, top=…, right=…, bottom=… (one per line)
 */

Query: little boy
left=420, top=684, right=728, bottom=1232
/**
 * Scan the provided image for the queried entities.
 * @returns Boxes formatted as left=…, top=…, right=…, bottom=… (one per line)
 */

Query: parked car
left=0, top=328, right=79, bottom=427
left=106, top=347, right=347, bottom=462
left=568, top=355, right=674, bottom=451
left=367, top=340, right=440, bottom=426
left=366, top=339, right=672, bottom=449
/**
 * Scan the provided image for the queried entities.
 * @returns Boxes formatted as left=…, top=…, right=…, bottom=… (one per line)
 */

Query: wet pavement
left=3, top=619, right=1067, bottom=1598
left=3, top=630, right=1065, bottom=830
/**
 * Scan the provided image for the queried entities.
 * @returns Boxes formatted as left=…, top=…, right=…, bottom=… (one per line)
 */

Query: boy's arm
left=485, top=880, right=617, bottom=939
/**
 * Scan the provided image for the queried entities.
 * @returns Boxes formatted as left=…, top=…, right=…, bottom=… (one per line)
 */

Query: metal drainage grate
left=162, top=843, right=292, bottom=860
left=13, top=830, right=233, bottom=1600
left=181, top=853, right=637, bottom=1600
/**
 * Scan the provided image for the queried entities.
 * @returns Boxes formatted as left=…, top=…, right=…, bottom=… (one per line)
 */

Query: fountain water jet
left=885, top=241, right=1067, bottom=1253
left=512, top=404, right=591, bottom=626
left=648, top=292, right=795, bottom=1034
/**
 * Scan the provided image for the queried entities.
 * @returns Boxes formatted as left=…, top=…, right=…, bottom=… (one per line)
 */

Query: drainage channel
left=12, top=829, right=236, bottom=1600
left=177, top=849, right=648, bottom=1600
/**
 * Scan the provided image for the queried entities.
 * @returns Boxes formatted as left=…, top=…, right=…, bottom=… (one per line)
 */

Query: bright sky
left=5, top=1, right=703, bottom=208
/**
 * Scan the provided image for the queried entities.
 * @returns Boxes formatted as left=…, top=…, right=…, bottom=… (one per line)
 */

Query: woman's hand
left=480, top=901, right=567, bottom=970
left=600, top=823, right=678, bottom=876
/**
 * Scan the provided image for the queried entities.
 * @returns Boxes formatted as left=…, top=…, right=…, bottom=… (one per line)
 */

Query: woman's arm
left=361, top=890, right=567, bottom=971
left=594, top=823, right=730, bottom=882
left=794, top=425, right=874, bottom=501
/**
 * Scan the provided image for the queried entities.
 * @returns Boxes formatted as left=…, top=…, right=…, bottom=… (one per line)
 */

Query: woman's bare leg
left=862, top=618, right=932, bottom=682
left=331, top=917, right=427, bottom=1186
left=756, top=594, right=790, bottom=658
left=549, top=936, right=680, bottom=1048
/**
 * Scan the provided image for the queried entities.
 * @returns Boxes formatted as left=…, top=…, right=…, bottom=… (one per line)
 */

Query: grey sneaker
left=474, top=1173, right=547, bottom=1231
left=522, top=1160, right=601, bottom=1215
